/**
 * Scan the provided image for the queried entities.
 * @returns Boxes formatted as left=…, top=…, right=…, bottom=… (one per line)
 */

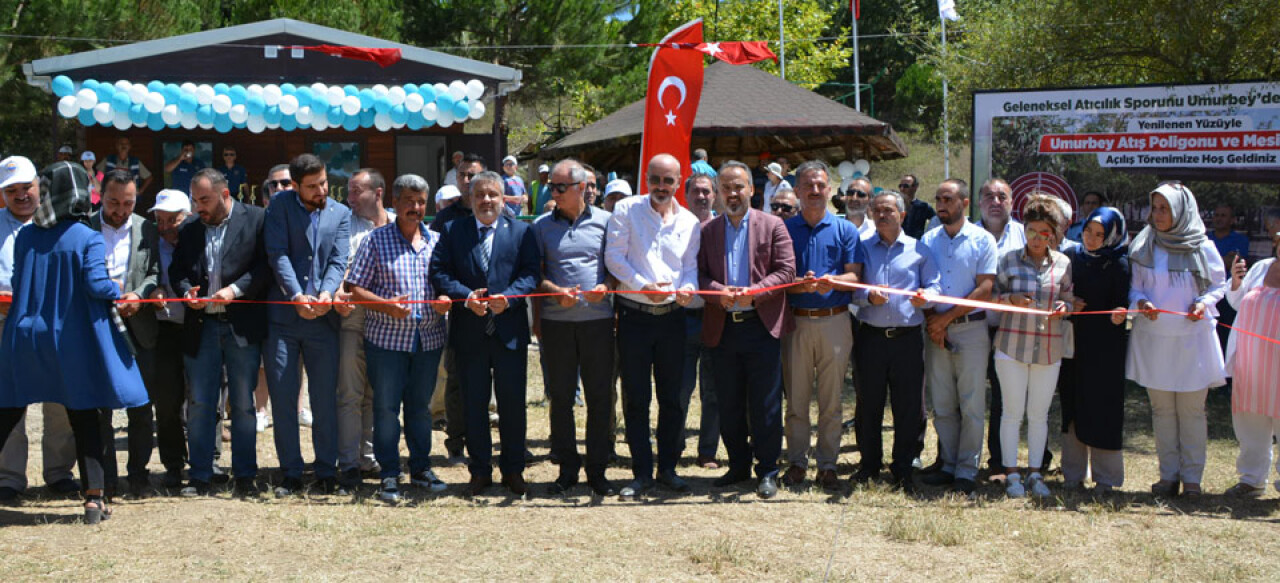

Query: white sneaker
left=255, top=411, right=270, bottom=433
left=1005, top=472, right=1026, bottom=498
left=299, top=408, right=314, bottom=428
left=1028, top=473, right=1051, bottom=499
left=411, top=469, right=448, bottom=493
left=379, top=478, right=401, bottom=503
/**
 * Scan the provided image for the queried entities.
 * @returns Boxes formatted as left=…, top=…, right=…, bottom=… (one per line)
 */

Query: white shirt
left=102, top=215, right=133, bottom=283
left=443, top=168, right=458, bottom=187
left=847, top=214, right=875, bottom=240
left=1126, top=245, right=1228, bottom=391
left=605, top=194, right=701, bottom=305
left=0, top=208, right=30, bottom=294
left=763, top=180, right=781, bottom=210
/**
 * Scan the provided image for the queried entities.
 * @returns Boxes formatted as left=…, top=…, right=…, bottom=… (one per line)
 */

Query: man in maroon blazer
left=697, top=161, right=796, bottom=498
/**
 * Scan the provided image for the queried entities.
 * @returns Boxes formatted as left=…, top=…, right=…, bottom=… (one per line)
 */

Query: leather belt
left=201, top=311, right=233, bottom=323
left=948, top=311, right=986, bottom=326
left=792, top=305, right=849, bottom=319
left=861, top=323, right=920, bottom=339
left=616, top=296, right=680, bottom=316
left=726, top=310, right=758, bottom=323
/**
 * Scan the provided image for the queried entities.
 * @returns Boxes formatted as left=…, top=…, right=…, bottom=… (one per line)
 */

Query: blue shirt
left=220, top=164, right=248, bottom=201
left=1209, top=230, right=1250, bottom=262
left=690, top=159, right=717, bottom=178
left=346, top=222, right=447, bottom=352
left=854, top=232, right=941, bottom=327
left=531, top=206, right=613, bottom=322
left=0, top=208, right=29, bottom=295
left=725, top=212, right=751, bottom=311
left=170, top=159, right=205, bottom=194
left=785, top=211, right=865, bottom=309
left=504, top=175, right=527, bottom=216
left=920, top=221, right=998, bottom=315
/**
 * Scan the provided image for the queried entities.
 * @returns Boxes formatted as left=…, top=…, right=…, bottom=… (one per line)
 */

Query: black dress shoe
left=127, top=477, right=150, bottom=499
left=850, top=467, right=878, bottom=485
left=952, top=478, right=977, bottom=495
left=657, top=471, right=690, bottom=493
left=0, top=486, right=20, bottom=503
left=162, top=470, right=184, bottom=489
left=922, top=471, right=955, bottom=486
left=757, top=474, right=779, bottom=499
left=546, top=475, right=578, bottom=496
left=893, top=476, right=917, bottom=495
left=233, top=477, right=261, bottom=497
left=210, top=466, right=231, bottom=484
left=468, top=474, right=494, bottom=497
left=619, top=479, right=652, bottom=500
left=181, top=480, right=211, bottom=497
left=47, top=478, right=81, bottom=496
left=713, top=469, right=752, bottom=487
left=587, top=475, right=617, bottom=497
left=502, top=473, right=528, bottom=496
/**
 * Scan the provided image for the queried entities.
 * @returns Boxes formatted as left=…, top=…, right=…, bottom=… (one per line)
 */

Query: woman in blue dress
left=0, top=161, right=147, bottom=524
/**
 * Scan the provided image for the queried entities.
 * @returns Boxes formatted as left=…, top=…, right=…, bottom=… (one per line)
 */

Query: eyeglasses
left=1026, top=229, right=1054, bottom=241
left=647, top=175, right=677, bottom=186
left=223, top=153, right=236, bottom=158
left=898, top=183, right=915, bottom=189
left=267, top=179, right=292, bottom=189
left=846, top=190, right=870, bottom=198
left=548, top=181, right=582, bottom=193
left=770, top=203, right=795, bottom=213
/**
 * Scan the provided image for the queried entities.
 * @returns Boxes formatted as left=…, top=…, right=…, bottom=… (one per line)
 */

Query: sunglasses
left=548, top=181, right=581, bottom=193
left=267, top=178, right=292, bottom=189
left=898, top=183, right=915, bottom=189
left=770, top=203, right=795, bottom=213
left=1026, top=229, right=1054, bottom=241
left=647, top=175, right=677, bottom=186
left=223, top=153, right=236, bottom=157
left=846, top=189, right=870, bottom=198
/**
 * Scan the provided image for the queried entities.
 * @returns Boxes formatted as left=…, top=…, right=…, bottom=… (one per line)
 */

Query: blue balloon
left=111, top=92, right=131, bottom=112
left=327, top=106, right=345, bottom=125
left=341, top=115, right=360, bottom=132
left=422, top=117, right=436, bottom=129
left=214, top=114, right=233, bottom=133
left=246, top=95, right=266, bottom=116
left=228, top=85, right=247, bottom=106
left=213, top=82, right=230, bottom=95
left=146, top=80, right=164, bottom=93
left=178, top=91, right=198, bottom=113
left=357, top=89, right=375, bottom=110
left=343, top=85, right=358, bottom=96
left=434, top=93, right=454, bottom=112
left=390, top=104, right=408, bottom=125
left=263, top=105, right=282, bottom=125
left=52, top=76, right=75, bottom=98
left=280, top=83, right=297, bottom=95
left=77, top=108, right=97, bottom=127
left=146, top=112, right=166, bottom=131
left=163, top=84, right=181, bottom=104
left=196, top=104, right=215, bottom=125
left=373, top=96, right=391, bottom=115
left=280, top=115, right=298, bottom=131
left=404, top=83, right=418, bottom=95
left=128, top=103, right=147, bottom=124
left=359, top=109, right=375, bottom=128
left=296, top=87, right=315, bottom=109
left=233, top=117, right=247, bottom=129
left=82, top=79, right=100, bottom=93
left=95, top=83, right=115, bottom=103
left=418, top=84, right=436, bottom=103
left=451, top=99, right=470, bottom=120
left=406, top=112, right=425, bottom=130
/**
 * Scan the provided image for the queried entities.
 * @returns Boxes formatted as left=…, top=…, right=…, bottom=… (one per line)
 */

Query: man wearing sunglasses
left=769, top=186, right=798, bottom=221
left=262, top=164, right=292, bottom=207
left=605, top=153, right=701, bottom=500
left=843, top=177, right=875, bottom=240
left=219, top=146, right=248, bottom=202
left=900, top=175, right=936, bottom=239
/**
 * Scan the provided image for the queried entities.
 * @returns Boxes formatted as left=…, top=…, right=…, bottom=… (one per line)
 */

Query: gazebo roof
left=541, top=61, right=907, bottom=168
left=24, top=18, right=521, bottom=94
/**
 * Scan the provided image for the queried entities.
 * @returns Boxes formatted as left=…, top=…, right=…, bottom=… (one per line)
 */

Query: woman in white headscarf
left=1127, top=182, right=1227, bottom=497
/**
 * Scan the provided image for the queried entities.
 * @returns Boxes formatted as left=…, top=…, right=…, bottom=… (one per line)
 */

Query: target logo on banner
left=1009, top=172, right=1077, bottom=221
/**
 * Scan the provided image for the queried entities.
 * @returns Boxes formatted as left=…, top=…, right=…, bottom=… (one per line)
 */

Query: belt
left=861, top=323, right=920, bottom=339
left=725, top=310, right=758, bottom=323
left=616, top=295, right=681, bottom=316
left=201, top=311, right=233, bottom=323
left=948, top=311, right=986, bottom=326
left=792, top=305, right=849, bottom=319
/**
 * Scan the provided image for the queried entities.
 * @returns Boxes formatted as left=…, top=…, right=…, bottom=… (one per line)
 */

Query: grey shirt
left=532, top=206, right=613, bottom=322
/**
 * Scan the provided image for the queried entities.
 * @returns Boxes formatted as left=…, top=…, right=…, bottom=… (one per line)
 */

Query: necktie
left=479, top=225, right=496, bottom=336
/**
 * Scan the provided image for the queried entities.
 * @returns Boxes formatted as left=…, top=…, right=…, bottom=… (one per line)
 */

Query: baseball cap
left=604, top=179, right=632, bottom=198
left=81, top=151, right=96, bottom=162
left=767, top=162, right=783, bottom=178
left=502, top=155, right=518, bottom=166
left=537, top=164, right=550, bottom=174
left=435, top=184, right=461, bottom=204
left=58, top=145, right=74, bottom=155
left=149, top=189, right=191, bottom=213
left=0, top=156, right=38, bottom=189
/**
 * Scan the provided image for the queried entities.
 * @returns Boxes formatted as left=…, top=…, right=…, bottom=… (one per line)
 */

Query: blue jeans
left=365, top=340, right=442, bottom=479
left=265, top=319, right=340, bottom=479
left=184, top=320, right=261, bottom=482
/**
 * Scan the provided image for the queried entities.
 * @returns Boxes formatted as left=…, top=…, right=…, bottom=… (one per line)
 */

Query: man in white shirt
left=0, top=156, right=78, bottom=502
left=605, top=153, right=701, bottom=500
left=442, top=150, right=463, bottom=187
left=841, top=177, right=876, bottom=240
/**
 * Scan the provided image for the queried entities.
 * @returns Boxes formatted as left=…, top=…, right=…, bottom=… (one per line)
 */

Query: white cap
left=58, top=145, right=74, bottom=155
left=81, top=151, right=96, bottom=162
left=0, top=156, right=37, bottom=189
left=604, top=179, right=632, bottom=198
left=149, top=189, right=191, bottom=213
left=502, top=155, right=518, bottom=166
left=435, top=184, right=461, bottom=204
left=537, top=164, right=550, bottom=173
left=767, top=162, right=783, bottom=178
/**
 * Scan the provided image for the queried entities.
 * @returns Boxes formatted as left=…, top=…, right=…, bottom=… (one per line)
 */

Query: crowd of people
left=0, top=145, right=1278, bottom=526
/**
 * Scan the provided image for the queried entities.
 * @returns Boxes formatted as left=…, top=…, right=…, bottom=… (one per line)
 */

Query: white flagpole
left=852, top=4, right=861, bottom=111
left=941, top=12, right=950, bottom=179
left=778, top=0, right=786, bottom=80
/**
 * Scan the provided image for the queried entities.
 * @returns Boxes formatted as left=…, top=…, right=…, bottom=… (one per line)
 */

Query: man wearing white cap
left=500, top=155, right=527, bottom=217
left=435, top=184, right=461, bottom=211
left=0, top=156, right=79, bottom=501
left=532, top=163, right=552, bottom=214
left=56, top=145, right=74, bottom=162
left=602, top=178, right=632, bottom=213
left=762, top=162, right=785, bottom=212
left=148, top=188, right=193, bottom=489
left=443, top=150, right=463, bottom=187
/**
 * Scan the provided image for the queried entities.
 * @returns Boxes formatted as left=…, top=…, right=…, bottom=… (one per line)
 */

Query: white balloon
left=76, top=88, right=98, bottom=110
left=247, top=116, right=267, bottom=133
left=265, top=118, right=281, bottom=130
left=112, top=110, right=132, bottom=130
left=432, top=83, right=448, bottom=97
left=196, top=84, right=215, bottom=105
left=246, top=84, right=264, bottom=98
left=262, top=85, right=282, bottom=106
left=180, top=111, right=199, bottom=130
left=198, top=119, right=214, bottom=130
left=373, top=112, right=392, bottom=132
left=129, top=84, right=149, bottom=104
left=853, top=159, right=870, bottom=177
left=229, top=104, right=248, bottom=124
left=212, top=94, right=233, bottom=114
left=311, top=115, right=330, bottom=131
left=371, top=84, right=389, bottom=96
left=57, top=95, right=79, bottom=117
left=469, top=100, right=486, bottom=120
left=143, top=92, right=165, bottom=114
left=180, top=82, right=198, bottom=95
left=448, top=81, right=467, bottom=102
left=326, top=86, right=345, bottom=107
left=341, top=95, right=361, bottom=116
left=93, top=103, right=113, bottom=124
left=422, top=102, right=438, bottom=121
left=465, top=79, right=485, bottom=101
left=391, top=119, right=406, bottom=130
left=836, top=161, right=856, bottom=179
left=404, top=92, right=425, bottom=113
left=295, top=106, right=314, bottom=125
left=310, top=83, right=328, bottom=97
left=114, top=80, right=133, bottom=92
left=437, top=109, right=454, bottom=128
left=161, top=104, right=181, bottom=125
left=278, top=94, right=299, bottom=115
left=387, top=86, right=406, bottom=107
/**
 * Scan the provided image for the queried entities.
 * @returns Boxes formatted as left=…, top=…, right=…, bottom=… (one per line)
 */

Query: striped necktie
left=479, top=225, right=495, bottom=336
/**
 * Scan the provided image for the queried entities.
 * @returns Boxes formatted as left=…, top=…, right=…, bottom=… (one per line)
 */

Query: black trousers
left=122, top=322, right=189, bottom=479
left=541, top=318, right=616, bottom=479
left=855, top=324, right=926, bottom=480
left=460, top=335, right=528, bottom=478
left=442, top=334, right=467, bottom=455
left=617, top=305, right=686, bottom=481
left=0, top=406, right=107, bottom=495
left=711, top=314, right=783, bottom=478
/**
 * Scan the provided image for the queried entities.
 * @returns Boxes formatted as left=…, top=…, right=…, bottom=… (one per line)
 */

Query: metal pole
left=778, top=0, right=786, bottom=80
left=852, top=6, right=861, bottom=111
left=941, top=16, right=950, bottom=178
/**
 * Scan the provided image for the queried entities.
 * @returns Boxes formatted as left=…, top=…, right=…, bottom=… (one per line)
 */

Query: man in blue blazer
left=430, top=171, right=540, bottom=496
left=263, top=154, right=353, bottom=496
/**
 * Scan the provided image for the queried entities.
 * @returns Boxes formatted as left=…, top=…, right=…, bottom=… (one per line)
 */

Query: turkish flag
left=638, top=19, right=704, bottom=206
left=700, top=41, right=778, bottom=65
left=302, top=45, right=403, bottom=67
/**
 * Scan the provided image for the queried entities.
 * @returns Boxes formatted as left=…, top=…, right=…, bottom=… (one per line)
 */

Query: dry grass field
left=1, top=341, right=1278, bottom=581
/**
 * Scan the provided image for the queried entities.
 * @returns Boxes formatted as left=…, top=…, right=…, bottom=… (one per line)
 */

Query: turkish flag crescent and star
left=638, top=19, right=704, bottom=205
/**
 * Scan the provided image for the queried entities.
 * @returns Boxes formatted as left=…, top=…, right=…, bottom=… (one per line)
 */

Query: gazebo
left=23, top=18, right=522, bottom=208
left=539, top=61, right=908, bottom=173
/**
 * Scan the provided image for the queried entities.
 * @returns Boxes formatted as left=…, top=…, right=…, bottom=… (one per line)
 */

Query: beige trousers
left=783, top=314, right=852, bottom=471
left=1060, top=423, right=1124, bottom=488
left=1147, top=387, right=1208, bottom=484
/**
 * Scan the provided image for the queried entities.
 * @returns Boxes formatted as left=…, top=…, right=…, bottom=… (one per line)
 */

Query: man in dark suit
left=92, top=170, right=165, bottom=498
left=170, top=168, right=270, bottom=496
left=697, top=162, right=795, bottom=499
left=263, top=154, right=353, bottom=497
left=430, top=171, right=540, bottom=497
